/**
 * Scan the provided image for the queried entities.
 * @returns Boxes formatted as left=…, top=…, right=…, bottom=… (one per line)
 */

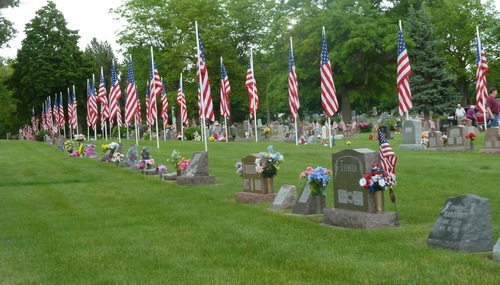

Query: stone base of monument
left=442, top=146, right=470, bottom=152
left=398, top=144, right=425, bottom=150
left=160, top=172, right=178, bottom=181
left=323, top=208, right=399, bottom=229
left=235, top=192, right=277, bottom=204
left=480, top=149, right=500, bottom=154
left=142, top=169, right=157, bottom=175
left=177, top=175, right=216, bottom=186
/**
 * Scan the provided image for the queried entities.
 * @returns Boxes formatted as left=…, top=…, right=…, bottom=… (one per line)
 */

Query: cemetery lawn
left=0, top=134, right=499, bottom=284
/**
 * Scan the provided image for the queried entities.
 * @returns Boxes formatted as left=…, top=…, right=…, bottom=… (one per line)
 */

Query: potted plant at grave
left=255, top=145, right=284, bottom=194
left=465, top=132, right=476, bottom=150
left=298, top=166, right=332, bottom=196
left=359, top=164, right=396, bottom=213
left=299, top=166, right=332, bottom=214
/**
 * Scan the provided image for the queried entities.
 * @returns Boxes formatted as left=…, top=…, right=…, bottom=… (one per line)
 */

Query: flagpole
left=221, top=57, right=229, bottom=143
left=73, top=85, right=79, bottom=135
left=249, top=49, right=258, bottom=143
left=290, top=37, right=299, bottom=146
left=92, top=74, right=97, bottom=142
left=327, top=117, right=332, bottom=148
left=476, top=26, right=488, bottom=132
left=179, top=73, right=184, bottom=141
left=196, top=21, right=208, bottom=152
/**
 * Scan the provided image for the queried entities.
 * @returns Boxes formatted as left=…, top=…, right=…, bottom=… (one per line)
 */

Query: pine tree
left=406, top=4, right=459, bottom=119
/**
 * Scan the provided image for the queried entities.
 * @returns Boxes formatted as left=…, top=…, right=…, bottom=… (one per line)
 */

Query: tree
left=406, top=4, right=458, bottom=119
left=0, top=59, right=17, bottom=137
left=0, top=0, right=19, bottom=50
left=7, top=1, right=91, bottom=127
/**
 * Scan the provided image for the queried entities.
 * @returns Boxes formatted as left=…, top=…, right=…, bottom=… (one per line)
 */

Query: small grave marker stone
left=177, top=152, right=216, bottom=185
left=427, top=194, right=493, bottom=252
left=269, top=185, right=297, bottom=210
left=291, top=183, right=326, bottom=215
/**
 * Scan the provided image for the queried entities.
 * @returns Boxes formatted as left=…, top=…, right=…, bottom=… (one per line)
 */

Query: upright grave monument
left=445, top=125, right=470, bottom=151
left=480, top=128, right=500, bottom=154
left=427, top=194, right=493, bottom=252
left=235, top=154, right=277, bottom=203
left=426, top=130, right=443, bottom=150
left=176, top=152, right=216, bottom=186
left=399, top=119, right=425, bottom=150
left=323, top=149, right=399, bottom=229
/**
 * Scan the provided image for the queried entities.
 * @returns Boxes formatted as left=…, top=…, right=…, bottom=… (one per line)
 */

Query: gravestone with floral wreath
left=176, top=152, right=215, bottom=186
left=99, top=142, right=122, bottom=162
left=323, top=149, right=399, bottom=229
left=292, top=166, right=331, bottom=215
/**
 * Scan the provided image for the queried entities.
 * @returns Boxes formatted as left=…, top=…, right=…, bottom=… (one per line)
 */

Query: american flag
left=320, top=28, right=338, bottom=117
left=288, top=39, right=299, bottom=120
left=46, top=98, right=53, bottom=130
left=378, top=128, right=397, bottom=174
left=220, top=58, right=231, bottom=120
left=196, top=25, right=214, bottom=122
left=397, top=25, right=412, bottom=117
left=109, top=62, right=122, bottom=124
left=149, top=58, right=161, bottom=125
left=67, top=90, right=74, bottom=130
left=31, top=108, right=37, bottom=133
left=98, top=70, right=109, bottom=121
left=245, top=51, right=259, bottom=119
left=59, top=92, right=65, bottom=129
left=135, top=88, right=142, bottom=125
left=475, top=27, right=489, bottom=114
left=161, top=79, right=168, bottom=126
left=176, top=74, right=188, bottom=125
left=87, top=80, right=98, bottom=129
left=125, top=58, right=138, bottom=126
left=41, top=103, right=46, bottom=131
left=146, top=82, right=152, bottom=125
left=71, top=87, right=77, bottom=130
left=53, top=95, right=59, bottom=129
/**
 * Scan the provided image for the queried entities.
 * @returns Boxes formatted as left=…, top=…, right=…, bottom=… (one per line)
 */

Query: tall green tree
left=7, top=1, right=91, bottom=126
left=0, top=0, right=19, bottom=50
left=0, top=60, right=16, bottom=137
left=406, top=4, right=458, bottom=119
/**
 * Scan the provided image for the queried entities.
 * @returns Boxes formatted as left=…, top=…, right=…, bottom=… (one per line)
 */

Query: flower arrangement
left=168, top=149, right=182, bottom=171
left=84, top=144, right=97, bottom=157
left=465, top=132, right=476, bottom=142
left=263, top=126, right=272, bottom=135
left=111, top=152, right=124, bottom=164
left=235, top=162, right=243, bottom=176
left=299, top=166, right=332, bottom=196
left=208, top=136, right=215, bottom=142
left=64, top=140, right=74, bottom=153
left=156, top=165, right=167, bottom=174
left=74, top=133, right=85, bottom=142
left=441, top=134, right=448, bottom=146
left=359, top=122, right=371, bottom=133
left=138, top=159, right=155, bottom=170
left=359, top=164, right=396, bottom=193
left=255, top=145, right=284, bottom=178
left=421, top=132, right=429, bottom=148
left=178, top=157, right=190, bottom=172
left=346, top=141, right=351, bottom=145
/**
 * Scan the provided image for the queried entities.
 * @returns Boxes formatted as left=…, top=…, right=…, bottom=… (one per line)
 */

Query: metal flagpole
left=327, top=117, right=332, bottom=148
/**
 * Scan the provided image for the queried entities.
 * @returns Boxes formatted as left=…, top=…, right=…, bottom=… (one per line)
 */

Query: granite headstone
left=269, top=185, right=297, bottom=210
left=445, top=125, right=470, bottom=151
left=291, top=183, right=326, bottom=215
left=177, top=152, right=216, bottom=185
left=399, top=119, right=425, bottom=150
left=427, top=194, right=493, bottom=252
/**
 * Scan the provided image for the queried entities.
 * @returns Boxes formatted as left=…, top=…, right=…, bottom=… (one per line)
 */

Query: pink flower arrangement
left=178, top=158, right=190, bottom=171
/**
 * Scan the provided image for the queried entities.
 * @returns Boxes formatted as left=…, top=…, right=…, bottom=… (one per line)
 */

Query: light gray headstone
left=427, top=194, right=493, bottom=252
left=399, top=119, right=425, bottom=150
left=269, top=185, right=297, bottom=210
left=306, top=135, right=316, bottom=144
left=493, top=238, right=500, bottom=262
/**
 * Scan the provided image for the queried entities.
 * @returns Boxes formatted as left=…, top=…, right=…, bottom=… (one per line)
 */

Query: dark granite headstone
left=323, top=148, right=399, bottom=229
left=177, top=152, right=216, bottom=185
left=269, top=185, right=297, bottom=210
left=235, top=154, right=276, bottom=203
left=291, top=183, right=326, bottom=215
left=427, top=194, right=493, bottom=252
left=379, top=125, right=392, bottom=140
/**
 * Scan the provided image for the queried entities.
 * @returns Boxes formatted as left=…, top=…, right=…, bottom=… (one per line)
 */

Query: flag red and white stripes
left=87, top=80, right=98, bottom=129
left=288, top=38, right=299, bottom=120
left=320, top=28, right=338, bottom=117
left=476, top=27, right=489, bottom=114
left=397, top=24, right=412, bottom=117
left=125, top=57, right=138, bottom=126
left=149, top=49, right=162, bottom=125
left=59, top=93, right=65, bottom=129
left=68, top=89, right=74, bottom=130
left=109, top=62, right=122, bottom=124
left=196, top=24, right=214, bottom=122
left=378, top=128, right=397, bottom=174
left=161, top=79, right=168, bottom=126
left=220, top=58, right=231, bottom=120
left=245, top=50, right=259, bottom=119
left=146, top=82, right=152, bottom=125
left=177, top=74, right=188, bottom=125
left=97, top=70, right=109, bottom=123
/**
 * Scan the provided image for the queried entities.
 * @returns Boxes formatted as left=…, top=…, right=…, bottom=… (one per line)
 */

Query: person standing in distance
left=455, top=104, right=466, bottom=125
left=486, top=87, right=500, bottom=127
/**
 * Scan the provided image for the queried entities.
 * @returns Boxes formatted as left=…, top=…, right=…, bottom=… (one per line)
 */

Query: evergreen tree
left=7, top=1, right=90, bottom=125
left=406, top=4, right=458, bottom=119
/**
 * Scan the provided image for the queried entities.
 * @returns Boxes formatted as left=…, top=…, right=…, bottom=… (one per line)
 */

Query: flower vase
left=470, top=142, right=474, bottom=151
left=374, top=190, right=384, bottom=213
left=314, top=195, right=325, bottom=214
left=262, top=177, right=274, bottom=194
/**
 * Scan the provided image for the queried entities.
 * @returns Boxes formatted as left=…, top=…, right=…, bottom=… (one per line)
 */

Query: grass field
left=0, top=133, right=499, bottom=284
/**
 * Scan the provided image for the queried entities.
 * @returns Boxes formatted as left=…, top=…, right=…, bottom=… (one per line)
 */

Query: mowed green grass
left=0, top=133, right=499, bottom=284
